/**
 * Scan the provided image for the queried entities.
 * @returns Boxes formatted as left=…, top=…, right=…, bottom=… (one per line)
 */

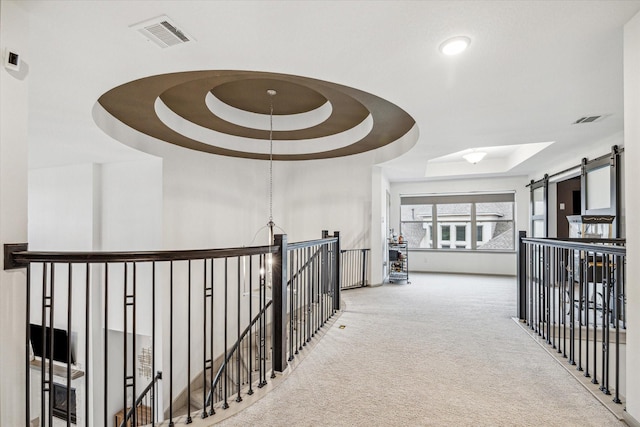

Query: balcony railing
left=517, top=232, right=626, bottom=405
left=5, top=231, right=346, bottom=426
left=340, top=249, right=370, bottom=290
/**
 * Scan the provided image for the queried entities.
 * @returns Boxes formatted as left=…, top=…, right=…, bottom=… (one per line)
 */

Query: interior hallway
left=216, top=273, right=622, bottom=426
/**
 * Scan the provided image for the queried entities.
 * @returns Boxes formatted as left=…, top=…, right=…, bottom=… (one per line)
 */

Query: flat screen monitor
left=30, top=323, right=74, bottom=364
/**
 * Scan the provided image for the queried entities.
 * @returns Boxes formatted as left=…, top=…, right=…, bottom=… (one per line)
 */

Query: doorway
left=556, top=176, right=581, bottom=238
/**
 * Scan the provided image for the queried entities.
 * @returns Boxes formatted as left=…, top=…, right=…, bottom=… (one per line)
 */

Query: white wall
left=0, top=2, right=29, bottom=425
left=371, top=166, right=390, bottom=285
left=547, top=182, right=558, bottom=238
left=158, top=142, right=373, bottom=250
left=29, top=164, right=98, bottom=251
left=623, top=9, right=640, bottom=424
left=27, top=160, right=163, bottom=424
left=101, top=159, right=163, bottom=251
left=389, top=176, right=530, bottom=276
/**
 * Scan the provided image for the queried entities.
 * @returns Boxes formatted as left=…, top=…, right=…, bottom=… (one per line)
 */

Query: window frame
left=400, top=192, right=516, bottom=252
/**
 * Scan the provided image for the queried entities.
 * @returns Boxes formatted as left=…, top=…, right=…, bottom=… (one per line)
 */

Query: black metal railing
left=517, top=232, right=626, bottom=404
left=285, top=231, right=340, bottom=362
left=340, top=249, right=369, bottom=290
left=121, top=371, right=162, bottom=426
left=5, top=230, right=340, bottom=427
left=203, top=300, right=273, bottom=414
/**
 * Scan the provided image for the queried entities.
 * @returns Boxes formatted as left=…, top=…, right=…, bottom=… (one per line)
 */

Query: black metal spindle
left=223, top=258, right=229, bottom=409
left=601, top=254, right=610, bottom=395
left=259, top=254, right=266, bottom=387
left=236, top=258, right=242, bottom=403
left=25, top=264, right=31, bottom=427
left=550, top=247, right=556, bottom=348
left=577, top=251, right=584, bottom=372
left=40, top=263, right=46, bottom=427
left=169, top=261, right=174, bottom=427
left=534, top=245, right=542, bottom=336
left=296, top=248, right=302, bottom=353
left=248, top=256, right=254, bottom=396
left=301, top=248, right=306, bottom=347
left=316, top=247, right=320, bottom=329
left=547, top=246, right=551, bottom=342
left=202, top=259, right=209, bottom=419
left=133, top=263, right=138, bottom=426
left=584, top=252, right=591, bottom=379
left=288, top=251, right=294, bottom=362
left=152, top=262, right=156, bottom=426
left=561, top=249, right=567, bottom=357
left=569, top=249, right=576, bottom=365
left=186, top=260, right=193, bottom=424
left=320, top=251, right=325, bottom=328
left=534, top=245, right=538, bottom=334
left=104, top=263, right=109, bottom=427
left=124, top=263, right=137, bottom=427
left=613, top=257, right=621, bottom=404
left=620, top=256, right=626, bottom=329
left=545, top=246, right=550, bottom=344
left=592, top=252, right=599, bottom=385
left=301, top=247, right=306, bottom=348
left=334, top=233, right=341, bottom=312
left=48, top=263, right=55, bottom=427
left=66, top=263, right=72, bottom=427
left=84, top=264, right=90, bottom=426
left=210, top=259, right=216, bottom=414
left=529, top=244, right=534, bottom=330
left=123, top=263, right=128, bottom=426
left=307, top=247, right=312, bottom=339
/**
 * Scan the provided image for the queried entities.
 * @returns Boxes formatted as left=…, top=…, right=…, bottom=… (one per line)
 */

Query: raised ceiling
left=97, top=70, right=416, bottom=160
left=17, top=0, right=640, bottom=180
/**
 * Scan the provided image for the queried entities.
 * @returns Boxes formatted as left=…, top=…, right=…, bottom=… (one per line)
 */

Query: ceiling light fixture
left=439, top=36, right=471, bottom=56
left=267, top=89, right=277, bottom=241
left=249, top=89, right=285, bottom=245
left=462, top=151, right=487, bottom=164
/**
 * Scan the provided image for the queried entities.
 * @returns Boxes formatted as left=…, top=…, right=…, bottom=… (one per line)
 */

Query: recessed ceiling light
left=439, top=36, right=471, bottom=56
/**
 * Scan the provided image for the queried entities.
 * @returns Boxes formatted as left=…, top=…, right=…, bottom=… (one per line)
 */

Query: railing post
left=333, top=231, right=341, bottom=311
left=518, top=230, right=527, bottom=321
left=361, top=249, right=367, bottom=287
left=322, top=231, right=329, bottom=295
left=272, top=234, right=288, bottom=373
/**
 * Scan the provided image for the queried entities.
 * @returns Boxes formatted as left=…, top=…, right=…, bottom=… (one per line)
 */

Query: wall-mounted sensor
left=3, top=48, right=20, bottom=71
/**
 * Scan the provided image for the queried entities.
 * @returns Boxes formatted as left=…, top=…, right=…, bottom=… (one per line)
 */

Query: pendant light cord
left=269, top=94, right=274, bottom=227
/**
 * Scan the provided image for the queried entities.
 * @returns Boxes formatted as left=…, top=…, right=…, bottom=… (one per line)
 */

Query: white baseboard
left=624, top=410, right=640, bottom=427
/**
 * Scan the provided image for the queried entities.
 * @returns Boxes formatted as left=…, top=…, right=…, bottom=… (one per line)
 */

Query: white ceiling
left=15, top=0, right=640, bottom=181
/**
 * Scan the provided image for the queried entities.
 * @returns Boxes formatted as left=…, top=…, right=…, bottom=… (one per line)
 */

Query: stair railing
left=119, top=371, right=162, bottom=427
left=5, top=230, right=341, bottom=427
left=202, top=300, right=272, bottom=414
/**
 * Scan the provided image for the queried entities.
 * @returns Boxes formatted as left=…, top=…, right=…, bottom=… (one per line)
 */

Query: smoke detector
left=130, top=15, right=194, bottom=48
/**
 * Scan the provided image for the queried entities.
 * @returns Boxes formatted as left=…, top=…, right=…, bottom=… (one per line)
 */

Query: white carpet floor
left=214, top=273, right=624, bottom=427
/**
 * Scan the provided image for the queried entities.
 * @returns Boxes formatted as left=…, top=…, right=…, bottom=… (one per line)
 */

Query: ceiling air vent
left=131, top=15, right=194, bottom=48
left=573, top=114, right=608, bottom=124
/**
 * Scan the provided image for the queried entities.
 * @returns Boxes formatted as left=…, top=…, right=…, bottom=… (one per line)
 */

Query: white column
left=624, top=9, right=640, bottom=425
left=0, top=1, right=29, bottom=425
left=371, top=166, right=389, bottom=285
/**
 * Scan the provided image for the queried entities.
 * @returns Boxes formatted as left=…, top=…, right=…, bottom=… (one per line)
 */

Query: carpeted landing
left=215, top=273, right=623, bottom=426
